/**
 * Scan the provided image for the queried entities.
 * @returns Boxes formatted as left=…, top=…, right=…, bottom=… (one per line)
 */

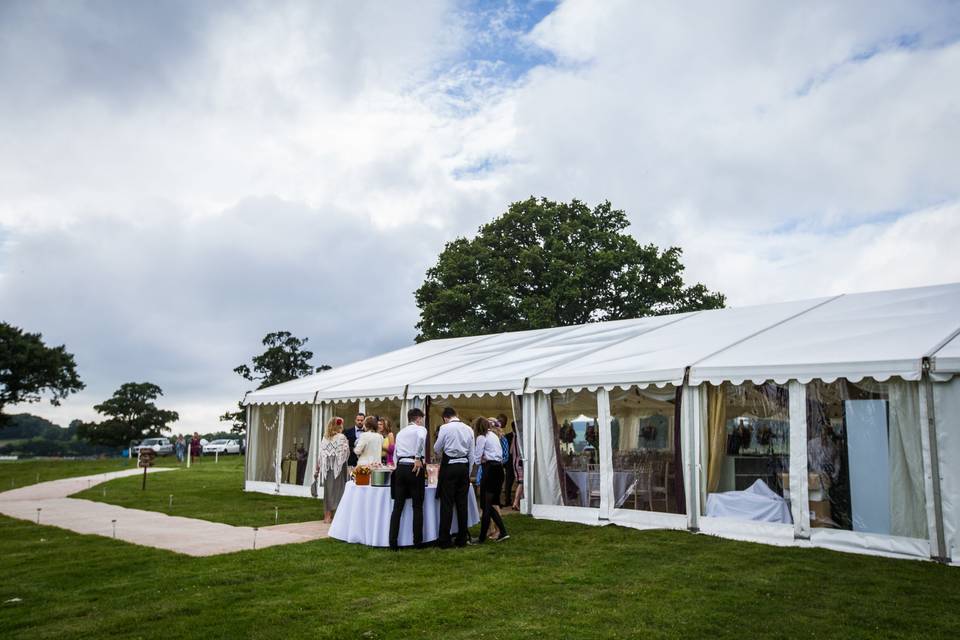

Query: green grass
left=2, top=460, right=959, bottom=639
left=0, top=457, right=143, bottom=490
left=71, top=456, right=323, bottom=527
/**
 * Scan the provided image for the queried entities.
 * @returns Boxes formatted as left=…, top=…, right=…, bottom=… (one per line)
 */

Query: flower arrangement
left=353, top=465, right=372, bottom=485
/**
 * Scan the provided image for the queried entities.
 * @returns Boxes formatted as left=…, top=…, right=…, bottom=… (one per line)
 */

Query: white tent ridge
left=245, top=282, right=960, bottom=406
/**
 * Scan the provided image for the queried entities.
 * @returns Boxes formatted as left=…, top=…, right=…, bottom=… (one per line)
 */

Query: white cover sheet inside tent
left=526, top=297, right=833, bottom=392
left=689, top=282, right=960, bottom=385
left=407, top=314, right=691, bottom=397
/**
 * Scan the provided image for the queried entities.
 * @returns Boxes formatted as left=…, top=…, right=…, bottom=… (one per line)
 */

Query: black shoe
left=495, top=534, right=510, bottom=542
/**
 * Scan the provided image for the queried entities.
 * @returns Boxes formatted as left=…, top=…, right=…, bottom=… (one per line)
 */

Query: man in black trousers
left=389, top=408, right=428, bottom=550
left=433, top=406, right=475, bottom=548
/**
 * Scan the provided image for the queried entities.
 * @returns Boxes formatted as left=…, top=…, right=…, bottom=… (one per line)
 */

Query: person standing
left=175, top=435, right=186, bottom=463
left=389, top=408, right=427, bottom=550
left=378, top=417, right=396, bottom=466
left=354, top=416, right=384, bottom=466
left=315, top=417, right=350, bottom=523
left=344, top=413, right=363, bottom=472
left=190, top=432, right=202, bottom=462
left=474, top=417, right=510, bottom=543
left=510, top=424, right=524, bottom=511
left=498, top=413, right=514, bottom=506
left=434, top=406, right=475, bottom=548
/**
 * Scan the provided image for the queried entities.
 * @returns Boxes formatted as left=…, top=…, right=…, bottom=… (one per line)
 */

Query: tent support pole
left=243, top=404, right=252, bottom=487
left=681, top=373, right=701, bottom=532
left=788, top=380, right=811, bottom=539
left=921, top=360, right=948, bottom=562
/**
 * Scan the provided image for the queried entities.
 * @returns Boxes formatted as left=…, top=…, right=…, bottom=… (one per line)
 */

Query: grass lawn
left=0, top=457, right=149, bottom=490
left=2, top=460, right=959, bottom=639
left=71, top=456, right=323, bottom=527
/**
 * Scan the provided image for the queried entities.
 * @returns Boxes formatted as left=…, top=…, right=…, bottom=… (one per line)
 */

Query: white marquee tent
left=243, top=282, right=960, bottom=563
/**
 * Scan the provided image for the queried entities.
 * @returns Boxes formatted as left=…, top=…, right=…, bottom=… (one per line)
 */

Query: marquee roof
left=244, top=282, right=960, bottom=405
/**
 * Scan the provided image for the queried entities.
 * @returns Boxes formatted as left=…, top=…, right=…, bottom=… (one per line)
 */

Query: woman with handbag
left=314, top=417, right=350, bottom=523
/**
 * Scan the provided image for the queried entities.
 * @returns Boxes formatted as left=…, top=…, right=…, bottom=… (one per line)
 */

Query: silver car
left=132, top=437, right=174, bottom=456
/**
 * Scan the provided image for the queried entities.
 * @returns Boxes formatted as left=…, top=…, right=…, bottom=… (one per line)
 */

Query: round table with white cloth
left=328, top=481, right=480, bottom=547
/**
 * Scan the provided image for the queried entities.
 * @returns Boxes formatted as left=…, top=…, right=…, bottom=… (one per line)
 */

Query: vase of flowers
left=353, top=465, right=372, bottom=486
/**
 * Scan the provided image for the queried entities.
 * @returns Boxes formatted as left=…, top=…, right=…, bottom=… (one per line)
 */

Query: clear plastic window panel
left=806, top=378, right=927, bottom=539
left=549, top=389, right=601, bottom=509
left=702, top=383, right=792, bottom=524
left=428, top=395, right=517, bottom=459
left=252, top=405, right=280, bottom=483
left=610, top=385, right=684, bottom=513
left=364, top=398, right=403, bottom=437
left=280, top=404, right=312, bottom=486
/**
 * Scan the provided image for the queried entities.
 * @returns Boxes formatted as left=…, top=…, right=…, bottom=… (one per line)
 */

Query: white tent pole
left=788, top=380, right=811, bottom=539
left=243, top=404, right=251, bottom=486
left=597, top=388, right=613, bottom=519
left=275, top=405, right=285, bottom=491
left=523, top=392, right=537, bottom=514
left=682, top=383, right=702, bottom=530
left=920, top=361, right=948, bottom=561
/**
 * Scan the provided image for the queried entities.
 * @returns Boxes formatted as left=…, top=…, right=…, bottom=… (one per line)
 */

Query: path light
left=102, top=487, right=106, bottom=497
left=36, top=508, right=41, bottom=524
left=169, top=494, right=173, bottom=508
left=274, top=506, right=279, bottom=524
left=253, top=527, right=258, bottom=550
left=112, top=519, right=116, bottom=539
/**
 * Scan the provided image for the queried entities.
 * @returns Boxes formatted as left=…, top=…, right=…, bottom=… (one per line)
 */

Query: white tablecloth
left=705, top=479, right=793, bottom=524
left=329, top=481, right=480, bottom=547
left=565, top=471, right=637, bottom=508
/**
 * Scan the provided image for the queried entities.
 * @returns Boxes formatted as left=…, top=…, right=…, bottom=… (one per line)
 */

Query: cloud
left=1, top=0, right=959, bottom=431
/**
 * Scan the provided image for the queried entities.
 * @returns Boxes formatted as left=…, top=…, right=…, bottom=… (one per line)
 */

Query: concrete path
left=0, top=468, right=330, bottom=557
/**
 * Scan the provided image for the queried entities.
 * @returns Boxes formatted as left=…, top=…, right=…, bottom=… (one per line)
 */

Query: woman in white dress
left=354, top=415, right=385, bottom=466
left=315, top=417, right=350, bottom=523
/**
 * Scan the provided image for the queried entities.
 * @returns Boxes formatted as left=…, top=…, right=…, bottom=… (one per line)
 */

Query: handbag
left=310, top=478, right=318, bottom=498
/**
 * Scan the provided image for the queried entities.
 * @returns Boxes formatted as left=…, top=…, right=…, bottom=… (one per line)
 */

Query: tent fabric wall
left=934, top=377, right=960, bottom=563
left=532, top=392, right=563, bottom=507
left=887, top=380, right=927, bottom=539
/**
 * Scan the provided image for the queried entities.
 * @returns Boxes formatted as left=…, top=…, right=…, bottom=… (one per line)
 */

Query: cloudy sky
left=3, top=0, right=959, bottom=433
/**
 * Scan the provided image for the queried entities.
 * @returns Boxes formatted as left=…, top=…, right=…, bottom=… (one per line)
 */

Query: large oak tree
left=0, top=322, right=84, bottom=424
left=414, top=197, right=725, bottom=341
left=77, top=382, right=179, bottom=447
left=221, top=331, right=331, bottom=435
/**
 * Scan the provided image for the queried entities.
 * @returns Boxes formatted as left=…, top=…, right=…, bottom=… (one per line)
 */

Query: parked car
left=203, top=439, right=241, bottom=455
left=132, top=438, right=174, bottom=456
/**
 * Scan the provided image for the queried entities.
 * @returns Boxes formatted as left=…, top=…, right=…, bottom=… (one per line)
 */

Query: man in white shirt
left=434, top=406, right=475, bottom=548
left=389, top=408, right=428, bottom=550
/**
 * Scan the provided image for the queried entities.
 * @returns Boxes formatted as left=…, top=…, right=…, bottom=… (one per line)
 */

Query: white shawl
left=316, top=433, right=349, bottom=479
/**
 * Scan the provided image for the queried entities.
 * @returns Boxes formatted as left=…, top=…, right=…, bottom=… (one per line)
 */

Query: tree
left=221, top=332, right=331, bottom=435
left=77, top=382, right=179, bottom=447
left=0, top=322, right=84, bottom=424
left=414, top=197, right=725, bottom=341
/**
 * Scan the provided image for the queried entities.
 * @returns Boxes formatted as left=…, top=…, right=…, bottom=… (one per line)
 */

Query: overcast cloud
left=2, top=0, right=959, bottom=433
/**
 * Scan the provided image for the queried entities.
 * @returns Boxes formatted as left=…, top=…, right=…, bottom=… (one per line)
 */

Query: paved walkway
left=0, top=468, right=329, bottom=556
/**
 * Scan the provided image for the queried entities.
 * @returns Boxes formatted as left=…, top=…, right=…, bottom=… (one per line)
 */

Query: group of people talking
left=314, top=406, right=518, bottom=550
